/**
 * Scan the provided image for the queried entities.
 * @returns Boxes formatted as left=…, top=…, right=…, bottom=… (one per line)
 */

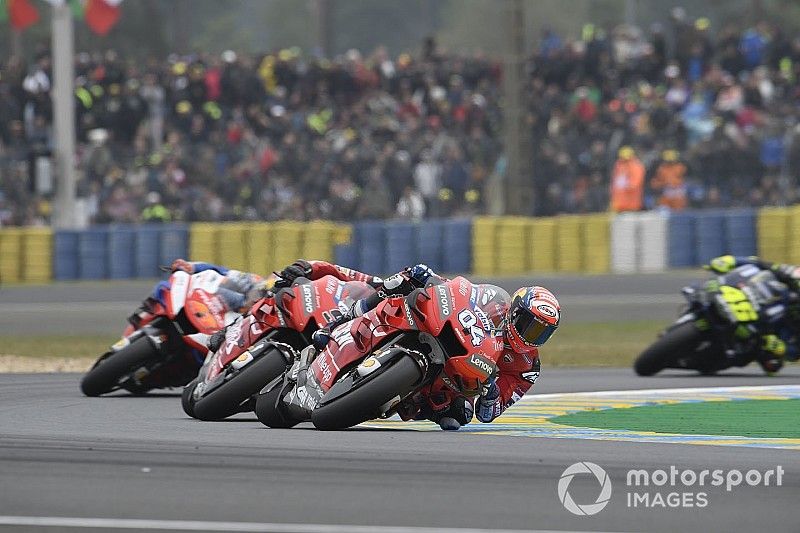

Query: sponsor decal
left=404, top=302, right=416, bottom=328
left=469, top=353, right=494, bottom=376
left=361, top=358, right=377, bottom=368
left=437, top=285, right=451, bottom=317
left=503, top=353, right=514, bottom=364
left=301, top=284, right=315, bottom=315
left=536, top=303, right=557, bottom=319
left=440, top=375, right=458, bottom=391
left=325, top=277, right=338, bottom=295
left=199, top=291, right=225, bottom=324
left=521, top=370, right=540, bottom=384
left=480, top=288, right=497, bottom=306
left=459, top=279, right=470, bottom=297
left=317, top=354, right=333, bottom=383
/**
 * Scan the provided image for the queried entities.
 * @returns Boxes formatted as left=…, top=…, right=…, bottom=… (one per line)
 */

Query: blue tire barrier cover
left=416, top=219, right=444, bottom=273
left=135, top=225, right=162, bottom=278
left=108, top=225, right=136, bottom=279
left=668, top=212, right=696, bottom=267
left=385, top=222, right=416, bottom=273
left=54, top=231, right=80, bottom=280
left=78, top=227, right=109, bottom=280
left=442, top=218, right=471, bottom=273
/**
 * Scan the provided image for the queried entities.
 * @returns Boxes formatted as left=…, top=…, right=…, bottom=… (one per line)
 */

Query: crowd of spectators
left=1, top=9, right=800, bottom=226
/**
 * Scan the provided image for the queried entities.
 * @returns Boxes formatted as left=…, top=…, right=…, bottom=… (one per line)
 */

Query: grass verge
left=0, top=320, right=665, bottom=370
left=550, top=399, right=800, bottom=439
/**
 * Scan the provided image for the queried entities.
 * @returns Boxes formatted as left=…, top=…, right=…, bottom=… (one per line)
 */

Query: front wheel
left=182, top=378, right=199, bottom=418
left=255, top=382, right=302, bottom=429
left=634, top=322, right=705, bottom=376
left=192, top=348, right=290, bottom=421
left=80, top=337, right=159, bottom=396
left=311, top=355, right=422, bottom=430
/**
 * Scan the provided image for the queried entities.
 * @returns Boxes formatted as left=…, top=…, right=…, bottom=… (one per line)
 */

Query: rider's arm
left=171, top=258, right=230, bottom=275
left=475, top=351, right=540, bottom=423
left=707, top=255, right=800, bottom=289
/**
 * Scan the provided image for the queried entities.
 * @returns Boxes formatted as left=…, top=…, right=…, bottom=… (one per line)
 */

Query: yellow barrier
left=582, top=214, right=611, bottom=273
left=529, top=218, right=557, bottom=272
left=472, top=216, right=499, bottom=275
left=788, top=206, right=800, bottom=264
left=272, top=221, right=304, bottom=273
left=22, top=228, right=53, bottom=283
left=247, top=223, right=274, bottom=275
left=555, top=215, right=584, bottom=272
left=758, top=207, right=790, bottom=263
left=496, top=217, right=529, bottom=274
left=0, top=228, right=23, bottom=283
left=216, top=223, right=249, bottom=271
left=189, top=223, right=219, bottom=264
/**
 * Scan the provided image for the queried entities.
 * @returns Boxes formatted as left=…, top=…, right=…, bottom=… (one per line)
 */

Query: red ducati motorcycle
left=255, top=276, right=509, bottom=430
left=80, top=269, right=239, bottom=397
left=183, top=275, right=375, bottom=421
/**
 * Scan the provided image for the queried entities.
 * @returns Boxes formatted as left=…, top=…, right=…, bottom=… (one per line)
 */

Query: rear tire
left=311, top=355, right=422, bottom=430
left=634, top=322, right=704, bottom=376
left=254, top=383, right=301, bottom=429
left=193, top=349, right=289, bottom=421
left=182, top=378, right=199, bottom=418
left=80, top=337, right=159, bottom=396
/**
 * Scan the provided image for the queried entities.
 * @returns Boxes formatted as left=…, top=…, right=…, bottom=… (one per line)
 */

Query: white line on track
left=0, top=516, right=613, bottom=533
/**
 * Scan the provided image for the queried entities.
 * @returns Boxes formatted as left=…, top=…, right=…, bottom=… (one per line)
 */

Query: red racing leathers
left=296, top=260, right=540, bottom=424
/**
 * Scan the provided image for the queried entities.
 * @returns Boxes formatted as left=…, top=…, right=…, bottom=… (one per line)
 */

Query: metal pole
left=10, top=29, right=22, bottom=59
left=501, top=0, right=530, bottom=215
left=313, top=0, right=333, bottom=57
left=51, top=2, right=77, bottom=229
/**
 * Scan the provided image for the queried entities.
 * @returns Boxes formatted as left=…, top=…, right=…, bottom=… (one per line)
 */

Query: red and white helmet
left=505, top=286, right=560, bottom=352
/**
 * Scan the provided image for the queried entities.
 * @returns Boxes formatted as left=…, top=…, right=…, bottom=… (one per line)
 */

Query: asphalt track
left=1, top=273, right=799, bottom=532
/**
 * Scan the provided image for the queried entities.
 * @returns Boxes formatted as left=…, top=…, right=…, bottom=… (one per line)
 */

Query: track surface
left=0, top=370, right=798, bottom=532
left=1, top=274, right=799, bottom=532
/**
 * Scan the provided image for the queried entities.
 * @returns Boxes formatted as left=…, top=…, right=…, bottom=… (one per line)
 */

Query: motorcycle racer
left=129, top=259, right=274, bottom=329
left=705, top=254, right=800, bottom=372
left=275, top=260, right=560, bottom=430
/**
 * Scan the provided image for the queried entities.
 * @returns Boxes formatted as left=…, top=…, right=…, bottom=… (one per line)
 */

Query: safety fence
left=0, top=207, right=786, bottom=283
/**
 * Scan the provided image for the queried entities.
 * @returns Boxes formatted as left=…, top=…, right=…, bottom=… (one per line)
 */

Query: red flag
left=9, top=0, right=39, bottom=30
left=85, top=0, right=121, bottom=36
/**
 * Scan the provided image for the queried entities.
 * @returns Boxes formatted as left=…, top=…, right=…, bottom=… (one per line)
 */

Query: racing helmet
left=506, top=286, right=560, bottom=352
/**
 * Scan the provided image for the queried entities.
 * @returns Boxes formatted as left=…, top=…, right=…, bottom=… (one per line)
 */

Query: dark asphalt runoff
left=0, top=370, right=798, bottom=533
left=0, top=272, right=704, bottom=334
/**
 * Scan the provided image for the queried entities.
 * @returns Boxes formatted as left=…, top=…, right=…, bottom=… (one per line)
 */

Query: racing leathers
left=275, top=260, right=542, bottom=429
left=707, top=255, right=800, bottom=372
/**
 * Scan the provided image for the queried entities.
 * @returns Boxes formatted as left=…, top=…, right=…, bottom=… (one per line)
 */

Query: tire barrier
left=1, top=208, right=795, bottom=283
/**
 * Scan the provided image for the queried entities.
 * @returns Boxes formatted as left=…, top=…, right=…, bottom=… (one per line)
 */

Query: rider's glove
left=311, top=327, right=332, bottom=351
left=475, top=378, right=499, bottom=423
left=208, top=327, right=227, bottom=353
left=275, top=260, right=313, bottom=288
left=171, top=259, right=195, bottom=274
left=761, top=334, right=787, bottom=357
left=406, top=264, right=435, bottom=287
left=705, top=255, right=736, bottom=274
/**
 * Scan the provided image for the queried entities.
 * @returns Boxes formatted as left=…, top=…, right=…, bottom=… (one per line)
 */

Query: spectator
left=610, top=146, right=645, bottom=212
left=650, top=149, right=688, bottom=210
left=396, top=186, right=426, bottom=221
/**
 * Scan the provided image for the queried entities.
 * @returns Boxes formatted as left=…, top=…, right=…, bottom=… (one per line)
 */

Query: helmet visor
left=511, top=308, right=557, bottom=346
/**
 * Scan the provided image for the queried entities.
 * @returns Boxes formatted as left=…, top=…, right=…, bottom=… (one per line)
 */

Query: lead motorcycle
left=183, top=275, right=375, bottom=421
left=634, top=264, right=796, bottom=376
left=255, top=276, right=508, bottom=430
left=80, top=269, right=239, bottom=396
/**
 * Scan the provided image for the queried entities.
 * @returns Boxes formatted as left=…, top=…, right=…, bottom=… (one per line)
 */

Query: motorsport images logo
left=558, top=462, right=785, bottom=515
left=558, top=462, right=612, bottom=516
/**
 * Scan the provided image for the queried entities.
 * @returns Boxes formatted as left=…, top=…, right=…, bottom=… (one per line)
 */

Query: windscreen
left=473, top=284, right=511, bottom=331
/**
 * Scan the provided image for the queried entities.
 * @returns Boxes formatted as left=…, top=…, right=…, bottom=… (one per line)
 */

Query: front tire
left=182, top=378, right=199, bottom=418
left=80, top=337, right=159, bottom=396
left=254, top=383, right=301, bottom=429
left=311, top=355, right=422, bottom=430
left=192, top=349, right=289, bottom=421
left=634, top=322, right=704, bottom=376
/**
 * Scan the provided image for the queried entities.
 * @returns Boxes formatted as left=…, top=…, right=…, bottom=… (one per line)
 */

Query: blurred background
left=1, top=0, right=800, bottom=283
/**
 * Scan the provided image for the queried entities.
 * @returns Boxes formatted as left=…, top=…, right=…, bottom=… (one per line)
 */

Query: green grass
left=0, top=335, right=117, bottom=359
left=540, top=320, right=663, bottom=366
left=0, top=320, right=665, bottom=367
left=550, top=399, right=800, bottom=439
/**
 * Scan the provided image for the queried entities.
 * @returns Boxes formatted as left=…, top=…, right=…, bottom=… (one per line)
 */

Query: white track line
left=0, top=516, right=611, bottom=533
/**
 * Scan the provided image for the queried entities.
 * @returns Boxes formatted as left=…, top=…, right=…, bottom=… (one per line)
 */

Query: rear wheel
left=634, top=322, right=704, bottom=376
left=311, top=355, right=422, bottom=430
left=193, top=349, right=289, bottom=421
left=80, top=337, right=159, bottom=396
